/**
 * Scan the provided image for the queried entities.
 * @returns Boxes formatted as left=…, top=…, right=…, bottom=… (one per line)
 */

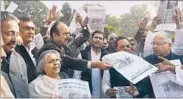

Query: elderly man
left=38, top=21, right=111, bottom=77
left=1, top=11, right=29, bottom=97
left=106, top=33, right=118, bottom=53
left=29, top=50, right=67, bottom=98
left=126, top=31, right=183, bottom=98
left=125, top=8, right=183, bottom=98
left=15, top=16, right=37, bottom=83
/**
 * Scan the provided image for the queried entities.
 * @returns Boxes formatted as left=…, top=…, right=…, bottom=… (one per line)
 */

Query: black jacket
left=38, top=40, right=89, bottom=75
left=15, top=45, right=37, bottom=83
left=136, top=52, right=183, bottom=98
left=80, top=46, right=109, bottom=93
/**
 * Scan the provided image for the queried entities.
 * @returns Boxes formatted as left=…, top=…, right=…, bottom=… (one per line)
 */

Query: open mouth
left=53, top=66, right=60, bottom=70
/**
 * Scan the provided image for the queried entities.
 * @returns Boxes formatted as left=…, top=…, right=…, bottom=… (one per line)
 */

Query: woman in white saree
left=29, top=50, right=67, bottom=98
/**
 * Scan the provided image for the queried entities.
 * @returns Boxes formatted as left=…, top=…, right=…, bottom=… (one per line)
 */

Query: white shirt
left=102, top=69, right=111, bottom=97
left=24, top=43, right=36, bottom=66
left=73, top=54, right=83, bottom=79
left=91, top=49, right=102, bottom=98
left=73, top=48, right=102, bottom=97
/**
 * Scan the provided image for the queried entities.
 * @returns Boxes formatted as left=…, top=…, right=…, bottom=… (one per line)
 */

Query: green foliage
left=105, top=14, right=120, bottom=29
left=4, top=0, right=9, bottom=9
left=104, top=4, right=148, bottom=37
left=104, top=24, right=120, bottom=35
left=8, top=0, right=49, bottom=34
left=119, top=4, right=148, bottom=36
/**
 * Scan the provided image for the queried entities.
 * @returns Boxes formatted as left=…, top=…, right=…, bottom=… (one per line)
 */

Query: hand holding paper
left=156, top=64, right=175, bottom=74
left=125, top=83, right=139, bottom=97
left=91, top=61, right=112, bottom=70
left=102, top=51, right=158, bottom=84
left=105, top=88, right=118, bottom=97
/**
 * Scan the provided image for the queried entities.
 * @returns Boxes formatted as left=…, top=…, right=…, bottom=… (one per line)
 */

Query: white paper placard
left=102, top=51, right=158, bottom=84
left=6, top=2, right=18, bottom=13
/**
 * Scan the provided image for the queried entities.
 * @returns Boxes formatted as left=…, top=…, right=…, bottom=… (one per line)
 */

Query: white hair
left=108, top=33, right=117, bottom=41
left=153, top=31, right=172, bottom=43
left=36, top=50, right=61, bottom=75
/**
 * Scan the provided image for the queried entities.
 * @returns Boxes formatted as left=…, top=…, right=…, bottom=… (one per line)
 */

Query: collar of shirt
left=91, top=49, right=101, bottom=61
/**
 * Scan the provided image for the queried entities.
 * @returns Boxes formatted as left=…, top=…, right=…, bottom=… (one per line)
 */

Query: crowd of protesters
left=1, top=2, right=183, bottom=98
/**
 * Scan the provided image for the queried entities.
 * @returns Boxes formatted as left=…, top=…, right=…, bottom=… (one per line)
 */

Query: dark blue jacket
left=136, top=52, right=183, bottom=98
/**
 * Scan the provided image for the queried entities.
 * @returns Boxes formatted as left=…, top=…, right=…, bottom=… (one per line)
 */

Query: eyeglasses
left=151, top=42, right=168, bottom=46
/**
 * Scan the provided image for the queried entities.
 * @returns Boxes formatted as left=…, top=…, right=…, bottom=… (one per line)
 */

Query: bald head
left=50, top=21, right=70, bottom=46
left=50, top=21, right=69, bottom=38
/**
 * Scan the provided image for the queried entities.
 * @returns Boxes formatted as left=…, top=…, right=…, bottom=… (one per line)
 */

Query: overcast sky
left=42, top=1, right=183, bottom=18
left=42, top=1, right=155, bottom=15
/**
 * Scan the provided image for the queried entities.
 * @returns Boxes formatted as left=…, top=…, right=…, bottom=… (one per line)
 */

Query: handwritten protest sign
left=102, top=51, right=158, bottom=84
left=57, top=79, right=91, bottom=98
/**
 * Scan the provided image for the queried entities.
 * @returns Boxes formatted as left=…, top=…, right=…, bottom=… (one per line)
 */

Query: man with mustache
left=0, top=36, right=14, bottom=98
left=15, top=16, right=37, bottom=83
left=1, top=11, right=29, bottom=98
left=38, top=21, right=112, bottom=78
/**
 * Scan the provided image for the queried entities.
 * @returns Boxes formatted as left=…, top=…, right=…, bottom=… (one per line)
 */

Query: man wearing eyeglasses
left=38, top=21, right=112, bottom=79
left=1, top=11, right=29, bottom=98
left=127, top=31, right=183, bottom=98
left=125, top=8, right=183, bottom=98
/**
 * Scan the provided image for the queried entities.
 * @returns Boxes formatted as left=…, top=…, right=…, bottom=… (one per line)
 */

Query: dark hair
left=18, top=16, right=33, bottom=27
left=50, top=21, right=62, bottom=38
left=115, top=36, right=129, bottom=48
left=18, top=16, right=31, bottom=21
left=1, top=11, right=19, bottom=22
left=91, top=30, right=104, bottom=39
